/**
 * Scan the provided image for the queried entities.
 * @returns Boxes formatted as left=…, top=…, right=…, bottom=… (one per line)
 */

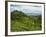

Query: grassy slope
left=11, top=10, right=42, bottom=32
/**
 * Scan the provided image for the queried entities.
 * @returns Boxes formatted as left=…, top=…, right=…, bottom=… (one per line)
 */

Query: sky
left=10, top=4, right=42, bottom=15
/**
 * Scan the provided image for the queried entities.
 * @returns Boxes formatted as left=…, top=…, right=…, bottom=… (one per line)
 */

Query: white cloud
left=10, top=5, right=42, bottom=14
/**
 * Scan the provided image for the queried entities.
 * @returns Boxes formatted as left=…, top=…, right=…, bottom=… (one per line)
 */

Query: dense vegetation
left=11, top=10, right=42, bottom=32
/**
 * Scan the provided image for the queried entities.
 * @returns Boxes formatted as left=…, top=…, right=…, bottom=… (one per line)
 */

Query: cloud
left=10, top=5, right=42, bottom=14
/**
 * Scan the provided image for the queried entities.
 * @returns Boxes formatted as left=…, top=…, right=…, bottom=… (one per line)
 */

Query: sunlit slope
left=11, top=10, right=42, bottom=32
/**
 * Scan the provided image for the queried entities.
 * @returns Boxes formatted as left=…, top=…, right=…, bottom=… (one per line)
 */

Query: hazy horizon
left=10, top=4, right=42, bottom=16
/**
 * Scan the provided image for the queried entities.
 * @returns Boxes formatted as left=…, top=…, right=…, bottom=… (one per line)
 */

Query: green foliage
left=11, top=10, right=42, bottom=32
left=11, top=10, right=27, bottom=20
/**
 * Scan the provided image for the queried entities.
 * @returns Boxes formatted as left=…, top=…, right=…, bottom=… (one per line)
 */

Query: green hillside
left=11, top=10, right=42, bottom=32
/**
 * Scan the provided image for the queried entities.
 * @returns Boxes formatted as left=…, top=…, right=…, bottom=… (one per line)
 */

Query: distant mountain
left=11, top=10, right=41, bottom=17
left=25, top=13, right=41, bottom=16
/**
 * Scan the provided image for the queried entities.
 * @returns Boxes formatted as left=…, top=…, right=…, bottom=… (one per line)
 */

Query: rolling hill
left=11, top=10, right=42, bottom=32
